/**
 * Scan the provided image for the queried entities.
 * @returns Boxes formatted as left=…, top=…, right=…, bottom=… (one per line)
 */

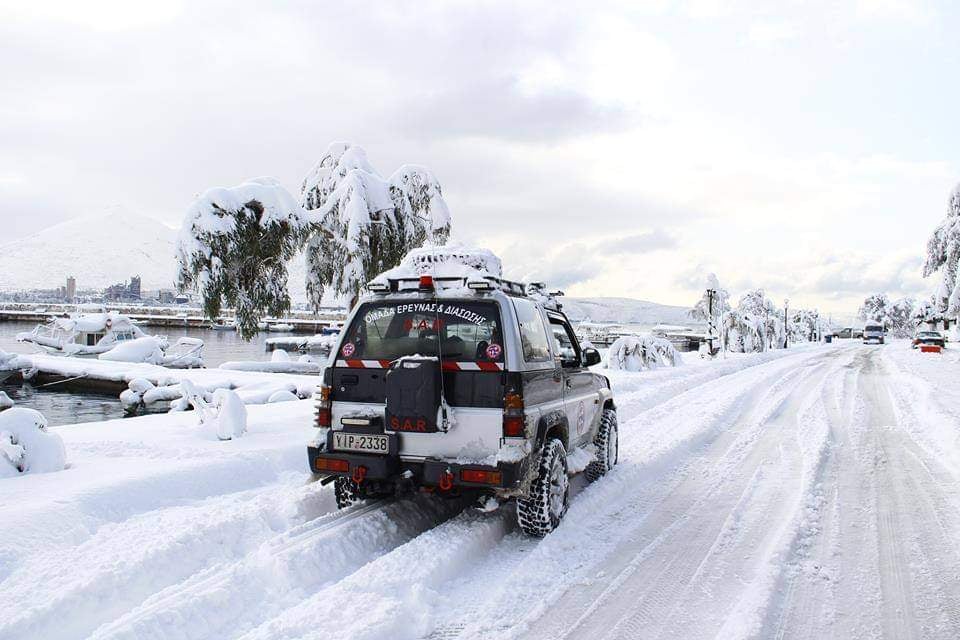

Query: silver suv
left=308, top=270, right=617, bottom=536
left=862, top=324, right=885, bottom=344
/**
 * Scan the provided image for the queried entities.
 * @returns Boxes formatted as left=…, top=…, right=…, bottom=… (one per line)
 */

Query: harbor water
left=0, top=320, right=308, bottom=426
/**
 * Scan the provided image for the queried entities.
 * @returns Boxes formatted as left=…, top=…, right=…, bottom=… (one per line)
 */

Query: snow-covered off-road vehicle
left=308, top=247, right=617, bottom=536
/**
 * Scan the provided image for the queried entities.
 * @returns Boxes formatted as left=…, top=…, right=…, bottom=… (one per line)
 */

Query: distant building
left=129, top=275, right=141, bottom=300
left=66, top=276, right=76, bottom=302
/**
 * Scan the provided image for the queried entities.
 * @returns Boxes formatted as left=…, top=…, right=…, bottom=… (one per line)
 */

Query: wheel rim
left=548, top=451, right=568, bottom=520
left=607, top=423, right=618, bottom=468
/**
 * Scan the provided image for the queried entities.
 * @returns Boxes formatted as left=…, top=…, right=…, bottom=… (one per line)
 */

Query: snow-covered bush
left=922, top=182, right=960, bottom=319
left=177, top=143, right=451, bottom=339
left=212, top=389, right=247, bottom=441
left=607, top=335, right=680, bottom=371
left=0, top=408, right=65, bottom=478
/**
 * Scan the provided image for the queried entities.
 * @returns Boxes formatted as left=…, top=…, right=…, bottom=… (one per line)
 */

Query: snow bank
left=607, top=335, right=681, bottom=371
left=0, top=408, right=65, bottom=478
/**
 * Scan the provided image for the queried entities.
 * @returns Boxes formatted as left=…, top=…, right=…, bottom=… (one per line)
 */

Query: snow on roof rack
left=365, top=245, right=563, bottom=310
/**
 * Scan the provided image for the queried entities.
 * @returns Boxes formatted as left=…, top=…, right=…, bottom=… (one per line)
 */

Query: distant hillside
left=561, top=297, right=693, bottom=326
left=0, top=211, right=179, bottom=292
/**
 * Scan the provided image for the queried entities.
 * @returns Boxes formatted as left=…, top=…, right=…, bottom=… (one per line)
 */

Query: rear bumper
left=307, top=444, right=526, bottom=490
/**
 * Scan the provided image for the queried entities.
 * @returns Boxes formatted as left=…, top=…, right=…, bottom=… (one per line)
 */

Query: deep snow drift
left=3, top=341, right=960, bottom=639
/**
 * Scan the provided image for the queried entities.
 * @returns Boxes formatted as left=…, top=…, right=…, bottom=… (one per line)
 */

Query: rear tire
left=585, top=408, right=619, bottom=482
left=517, top=439, right=569, bottom=537
left=334, top=477, right=362, bottom=509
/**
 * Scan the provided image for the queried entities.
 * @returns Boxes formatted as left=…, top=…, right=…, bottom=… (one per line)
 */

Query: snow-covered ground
left=3, top=340, right=960, bottom=639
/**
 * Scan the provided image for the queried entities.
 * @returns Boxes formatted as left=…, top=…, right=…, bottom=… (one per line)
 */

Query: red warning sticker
left=485, top=343, right=502, bottom=359
left=341, top=342, right=356, bottom=357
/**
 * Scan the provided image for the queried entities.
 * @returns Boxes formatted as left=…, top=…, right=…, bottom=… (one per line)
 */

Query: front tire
left=517, top=439, right=569, bottom=537
left=585, top=408, right=619, bottom=482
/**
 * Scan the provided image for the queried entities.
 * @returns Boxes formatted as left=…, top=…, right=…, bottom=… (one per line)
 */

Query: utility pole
left=706, top=288, right=717, bottom=356
left=783, top=299, right=789, bottom=348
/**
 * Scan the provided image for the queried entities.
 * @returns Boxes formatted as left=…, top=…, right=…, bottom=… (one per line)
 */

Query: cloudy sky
left=2, top=0, right=957, bottom=316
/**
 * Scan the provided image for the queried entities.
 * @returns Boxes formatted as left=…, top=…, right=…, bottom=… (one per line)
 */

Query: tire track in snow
left=88, top=494, right=466, bottom=640
left=536, top=352, right=840, bottom=640
left=425, top=347, right=846, bottom=640
left=0, top=477, right=335, bottom=640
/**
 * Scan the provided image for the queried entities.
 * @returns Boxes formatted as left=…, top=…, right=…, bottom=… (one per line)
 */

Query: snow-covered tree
left=922, top=183, right=960, bottom=318
left=300, top=143, right=451, bottom=310
left=886, top=298, right=915, bottom=338
left=789, top=309, right=819, bottom=342
left=177, top=143, right=451, bottom=339
left=858, top=293, right=890, bottom=324
left=689, top=274, right=730, bottom=322
left=722, top=289, right=771, bottom=353
left=176, top=178, right=310, bottom=339
left=914, top=298, right=943, bottom=329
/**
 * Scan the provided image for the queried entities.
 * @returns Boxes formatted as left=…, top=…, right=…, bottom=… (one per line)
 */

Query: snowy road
left=3, top=342, right=960, bottom=639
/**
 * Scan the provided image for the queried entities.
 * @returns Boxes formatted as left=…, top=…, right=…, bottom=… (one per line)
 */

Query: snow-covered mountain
left=0, top=211, right=179, bottom=292
left=562, top=297, right=693, bottom=326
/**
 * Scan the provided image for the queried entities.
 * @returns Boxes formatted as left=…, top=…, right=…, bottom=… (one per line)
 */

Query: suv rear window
left=339, top=301, right=504, bottom=363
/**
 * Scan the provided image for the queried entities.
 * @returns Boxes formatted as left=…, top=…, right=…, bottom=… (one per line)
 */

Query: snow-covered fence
left=0, top=408, right=65, bottom=478
left=606, top=335, right=681, bottom=372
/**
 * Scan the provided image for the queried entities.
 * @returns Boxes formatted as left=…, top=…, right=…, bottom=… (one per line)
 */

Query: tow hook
left=352, top=465, right=367, bottom=484
left=439, top=469, right=454, bottom=491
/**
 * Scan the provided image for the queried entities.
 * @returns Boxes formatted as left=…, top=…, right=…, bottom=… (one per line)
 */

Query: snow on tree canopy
left=922, top=182, right=960, bottom=317
left=177, top=177, right=309, bottom=339
left=301, top=142, right=451, bottom=309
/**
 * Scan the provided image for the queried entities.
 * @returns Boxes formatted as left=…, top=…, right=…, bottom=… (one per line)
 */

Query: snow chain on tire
left=517, top=438, right=570, bottom=537
left=334, top=477, right=362, bottom=509
left=585, top=407, right=618, bottom=482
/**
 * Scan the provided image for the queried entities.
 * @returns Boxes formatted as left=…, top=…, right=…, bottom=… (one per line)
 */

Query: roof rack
left=366, top=273, right=564, bottom=311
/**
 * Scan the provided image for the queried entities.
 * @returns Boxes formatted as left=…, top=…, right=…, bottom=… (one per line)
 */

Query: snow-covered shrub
left=607, top=335, right=681, bottom=371
left=99, top=336, right=167, bottom=364
left=212, top=389, right=247, bottom=441
left=0, top=408, right=65, bottom=478
left=177, top=143, right=452, bottom=338
left=267, top=389, right=299, bottom=403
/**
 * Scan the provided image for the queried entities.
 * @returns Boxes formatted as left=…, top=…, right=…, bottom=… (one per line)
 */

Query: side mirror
left=583, top=347, right=601, bottom=367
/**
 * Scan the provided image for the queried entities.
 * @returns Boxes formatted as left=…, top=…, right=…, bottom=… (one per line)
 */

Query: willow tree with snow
left=922, top=183, right=960, bottom=325
left=177, top=143, right=451, bottom=339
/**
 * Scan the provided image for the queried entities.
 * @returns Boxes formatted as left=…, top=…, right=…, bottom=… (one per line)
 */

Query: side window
left=513, top=299, right=552, bottom=363
left=549, top=316, right=582, bottom=364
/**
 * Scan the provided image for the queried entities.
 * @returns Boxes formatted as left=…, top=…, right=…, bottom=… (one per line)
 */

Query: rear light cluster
left=461, top=469, right=502, bottom=485
left=316, top=384, right=331, bottom=428
left=503, top=389, right=525, bottom=438
left=314, top=457, right=348, bottom=473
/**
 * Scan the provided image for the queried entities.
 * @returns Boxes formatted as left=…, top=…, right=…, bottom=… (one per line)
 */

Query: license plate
left=333, top=432, right=389, bottom=454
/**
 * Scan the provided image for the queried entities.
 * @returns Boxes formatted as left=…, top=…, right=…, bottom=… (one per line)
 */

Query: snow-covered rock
left=0, top=391, right=14, bottom=410
left=0, top=408, right=65, bottom=478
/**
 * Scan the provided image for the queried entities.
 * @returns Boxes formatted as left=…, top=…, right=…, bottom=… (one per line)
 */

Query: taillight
left=503, top=388, right=525, bottom=438
left=314, top=457, right=348, bottom=473
left=316, top=384, right=331, bottom=428
left=461, top=469, right=503, bottom=485
left=419, top=274, right=434, bottom=292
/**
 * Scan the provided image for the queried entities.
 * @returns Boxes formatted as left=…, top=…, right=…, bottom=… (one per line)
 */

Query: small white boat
left=17, top=310, right=147, bottom=356
left=266, top=322, right=295, bottom=333
left=210, top=319, right=237, bottom=331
